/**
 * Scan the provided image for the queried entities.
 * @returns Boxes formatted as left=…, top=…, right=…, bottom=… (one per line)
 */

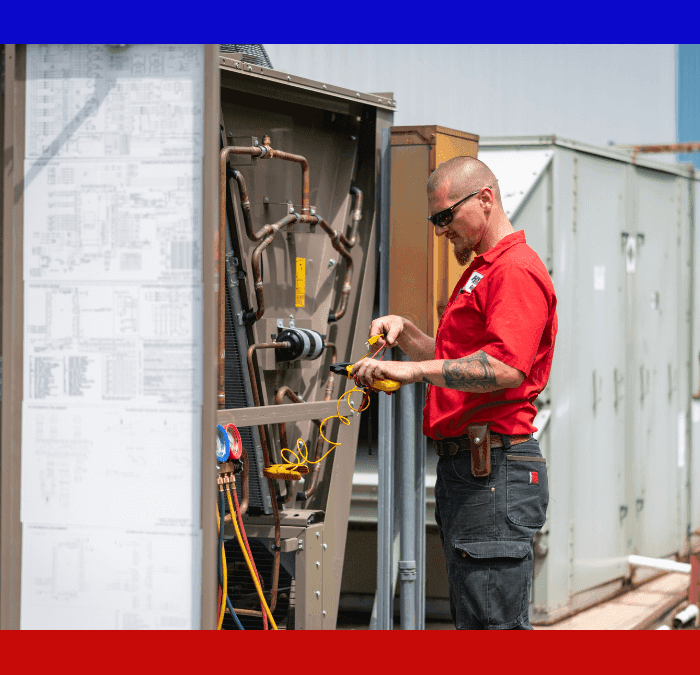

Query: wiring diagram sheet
left=21, top=44, right=205, bottom=629
left=21, top=525, right=201, bottom=629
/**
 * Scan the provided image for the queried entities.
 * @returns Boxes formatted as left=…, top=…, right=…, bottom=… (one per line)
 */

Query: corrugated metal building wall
left=264, top=45, right=676, bottom=149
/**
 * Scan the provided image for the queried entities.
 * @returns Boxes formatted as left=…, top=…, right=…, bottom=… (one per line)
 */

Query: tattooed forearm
left=441, top=350, right=499, bottom=392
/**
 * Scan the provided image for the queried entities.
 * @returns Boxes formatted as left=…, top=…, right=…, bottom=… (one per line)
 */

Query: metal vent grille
left=222, top=537, right=293, bottom=630
left=224, top=267, right=270, bottom=514
left=219, top=45, right=273, bottom=69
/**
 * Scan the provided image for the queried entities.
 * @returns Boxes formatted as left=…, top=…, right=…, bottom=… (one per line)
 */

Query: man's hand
left=367, top=315, right=407, bottom=353
left=366, top=315, right=436, bottom=361
left=350, top=356, right=422, bottom=389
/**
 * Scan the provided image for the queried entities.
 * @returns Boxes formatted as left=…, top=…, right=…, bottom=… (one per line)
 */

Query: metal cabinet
left=481, top=137, right=697, bottom=623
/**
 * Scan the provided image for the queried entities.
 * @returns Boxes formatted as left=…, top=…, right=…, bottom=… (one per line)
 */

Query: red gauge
left=225, top=423, right=243, bottom=460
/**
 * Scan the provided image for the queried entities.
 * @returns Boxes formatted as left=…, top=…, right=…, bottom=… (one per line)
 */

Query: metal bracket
left=236, top=310, right=244, bottom=326
left=398, top=560, right=416, bottom=581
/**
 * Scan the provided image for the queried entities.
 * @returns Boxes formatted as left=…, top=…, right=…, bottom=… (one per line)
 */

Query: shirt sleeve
left=479, top=261, right=549, bottom=376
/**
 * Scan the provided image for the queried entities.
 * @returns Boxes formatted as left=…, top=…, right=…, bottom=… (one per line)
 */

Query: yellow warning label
left=295, top=257, right=305, bottom=307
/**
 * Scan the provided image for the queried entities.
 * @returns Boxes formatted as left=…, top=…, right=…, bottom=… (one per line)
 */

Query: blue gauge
left=216, top=424, right=230, bottom=462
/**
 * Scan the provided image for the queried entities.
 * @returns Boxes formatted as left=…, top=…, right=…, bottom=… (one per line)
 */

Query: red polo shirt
left=423, top=231, right=557, bottom=439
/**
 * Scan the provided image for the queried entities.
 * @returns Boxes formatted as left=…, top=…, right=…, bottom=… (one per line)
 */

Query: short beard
left=453, top=247, right=472, bottom=266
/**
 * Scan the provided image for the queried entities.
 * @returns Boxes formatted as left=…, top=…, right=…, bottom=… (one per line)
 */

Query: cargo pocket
left=451, top=540, right=532, bottom=629
left=506, top=454, right=548, bottom=528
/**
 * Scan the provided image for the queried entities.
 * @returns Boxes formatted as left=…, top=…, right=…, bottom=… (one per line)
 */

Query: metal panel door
left=570, top=153, right=630, bottom=592
left=631, top=167, right=684, bottom=557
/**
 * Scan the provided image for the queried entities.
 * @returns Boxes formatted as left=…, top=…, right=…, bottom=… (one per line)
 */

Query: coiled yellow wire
left=275, top=385, right=370, bottom=473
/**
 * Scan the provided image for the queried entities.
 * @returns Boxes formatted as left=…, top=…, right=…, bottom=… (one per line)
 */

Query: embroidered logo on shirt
left=529, top=471, right=539, bottom=485
left=461, top=271, right=484, bottom=294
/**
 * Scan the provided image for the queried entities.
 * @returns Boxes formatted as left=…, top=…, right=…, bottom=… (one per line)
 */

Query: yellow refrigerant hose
left=216, top=546, right=228, bottom=630
left=226, top=486, right=278, bottom=630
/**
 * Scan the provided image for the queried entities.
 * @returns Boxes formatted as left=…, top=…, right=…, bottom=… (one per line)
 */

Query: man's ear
left=479, top=187, right=495, bottom=211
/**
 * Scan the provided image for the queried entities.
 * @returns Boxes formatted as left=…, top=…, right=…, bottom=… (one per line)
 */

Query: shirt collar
left=475, top=230, right=526, bottom=265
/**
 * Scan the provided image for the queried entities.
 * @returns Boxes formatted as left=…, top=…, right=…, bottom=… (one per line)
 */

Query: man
left=351, top=156, right=557, bottom=630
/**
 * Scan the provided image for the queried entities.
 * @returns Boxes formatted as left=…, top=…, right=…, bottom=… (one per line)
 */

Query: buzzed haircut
left=427, top=156, right=502, bottom=206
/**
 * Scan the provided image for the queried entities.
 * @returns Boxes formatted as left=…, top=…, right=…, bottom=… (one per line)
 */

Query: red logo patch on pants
left=529, top=471, right=539, bottom=484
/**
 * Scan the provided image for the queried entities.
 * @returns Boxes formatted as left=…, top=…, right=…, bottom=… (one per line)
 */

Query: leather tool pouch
left=467, top=423, right=491, bottom=478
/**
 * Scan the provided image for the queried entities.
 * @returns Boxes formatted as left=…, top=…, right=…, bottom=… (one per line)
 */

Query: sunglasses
left=427, top=189, right=481, bottom=228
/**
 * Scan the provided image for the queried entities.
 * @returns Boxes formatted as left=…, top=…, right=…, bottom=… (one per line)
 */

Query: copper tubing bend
left=243, top=214, right=299, bottom=324
left=230, top=169, right=258, bottom=242
left=246, top=341, right=290, bottom=613
left=314, top=216, right=353, bottom=322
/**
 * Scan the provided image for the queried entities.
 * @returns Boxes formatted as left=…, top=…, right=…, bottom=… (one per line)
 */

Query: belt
left=434, top=433, right=532, bottom=456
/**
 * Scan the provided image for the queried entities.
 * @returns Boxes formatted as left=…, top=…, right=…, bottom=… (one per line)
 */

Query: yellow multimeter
left=330, top=334, right=401, bottom=393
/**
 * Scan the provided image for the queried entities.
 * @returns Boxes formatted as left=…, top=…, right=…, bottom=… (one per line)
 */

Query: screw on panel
left=227, top=131, right=233, bottom=137
left=328, top=259, right=336, bottom=268
left=323, top=610, right=327, bottom=617
left=298, top=539, right=303, bottom=550
left=322, top=543, right=327, bottom=550
left=316, top=561, right=320, bottom=568
left=315, top=591, right=320, bottom=598
left=316, top=532, right=320, bottom=539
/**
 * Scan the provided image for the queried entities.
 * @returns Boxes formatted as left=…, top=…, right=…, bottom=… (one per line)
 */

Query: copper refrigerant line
left=220, top=137, right=360, bottom=321
left=245, top=341, right=291, bottom=616
left=218, top=139, right=360, bottom=408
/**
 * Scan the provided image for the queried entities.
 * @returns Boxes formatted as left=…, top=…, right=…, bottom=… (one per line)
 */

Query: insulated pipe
left=246, top=341, right=291, bottom=613
left=342, top=187, right=363, bottom=249
left=230, top=169, right=259, bottom=242
left=243, top=214, right=299, bottom=324
left=628, top=554, right=692, bottom=574
left=323, top=342, right=337, bottom=401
